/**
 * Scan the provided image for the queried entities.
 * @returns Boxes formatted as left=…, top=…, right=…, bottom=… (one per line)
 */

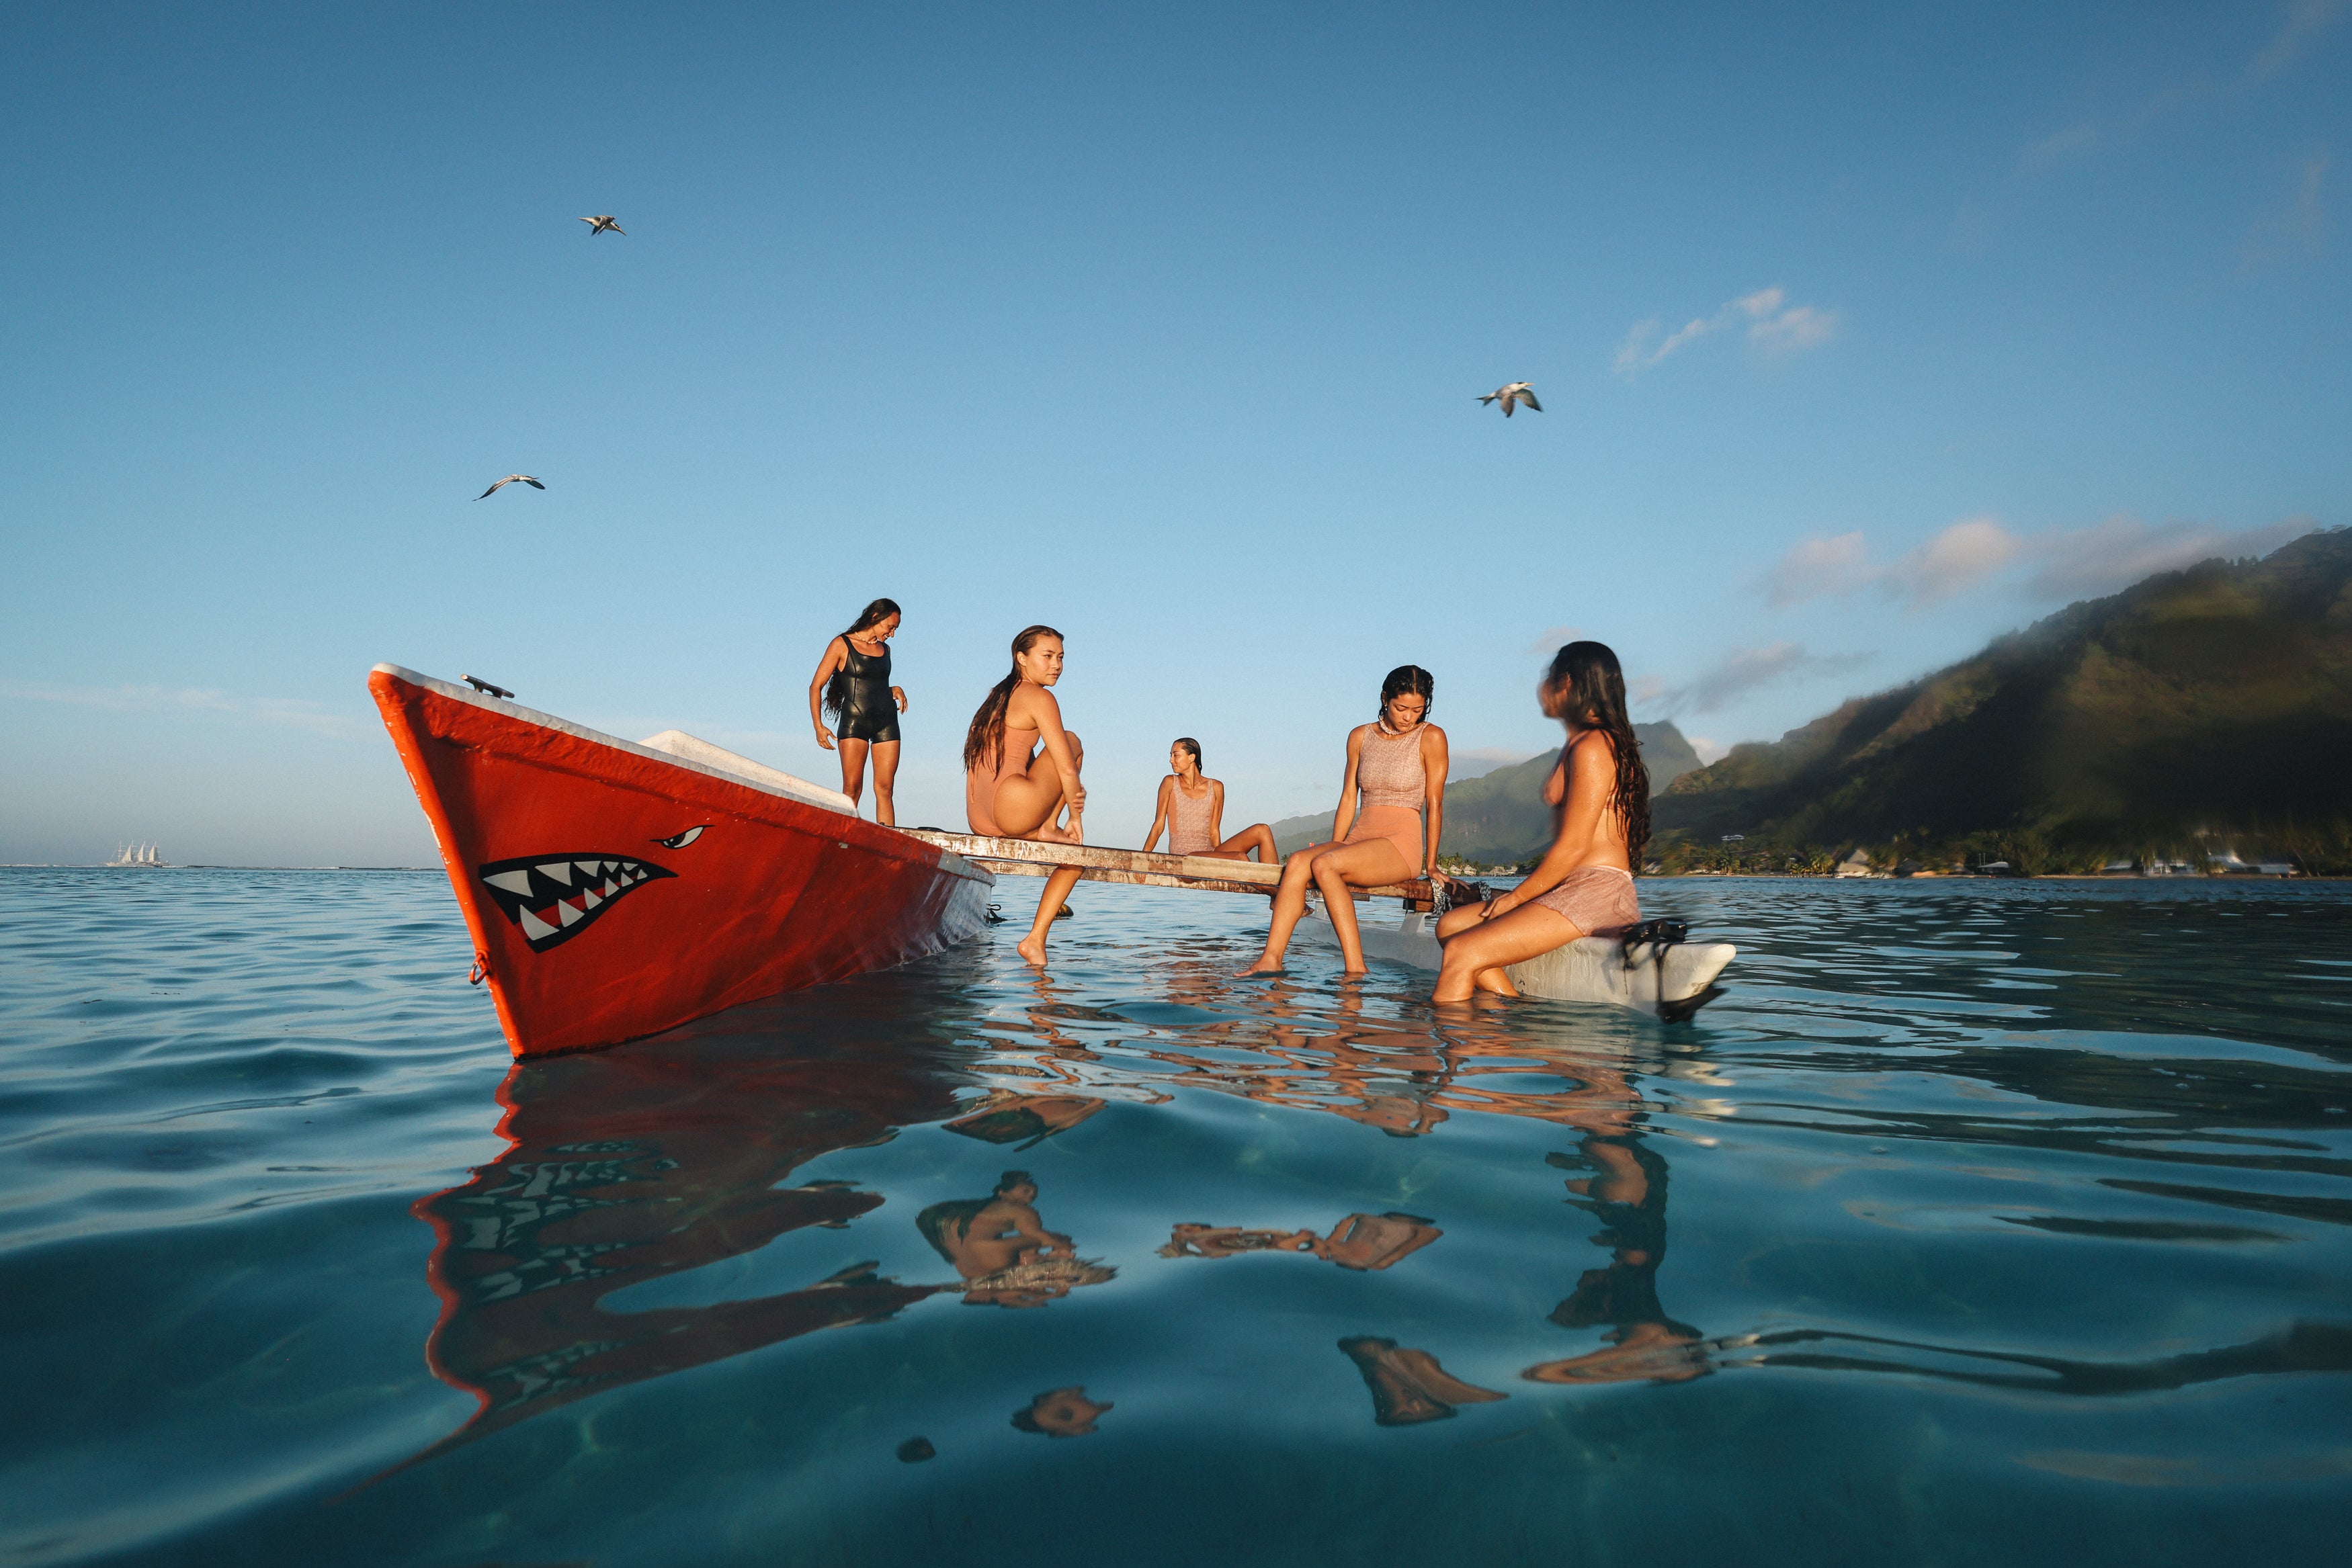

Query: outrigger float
left=372, top=664, right=1733, bottom=1058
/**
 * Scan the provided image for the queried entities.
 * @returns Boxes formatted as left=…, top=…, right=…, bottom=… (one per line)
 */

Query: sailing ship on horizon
left=106, top=842, right=170, bottom=867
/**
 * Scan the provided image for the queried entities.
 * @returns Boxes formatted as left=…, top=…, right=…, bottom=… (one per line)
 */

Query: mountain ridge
left=1652, top=527, right=2352, bottom=869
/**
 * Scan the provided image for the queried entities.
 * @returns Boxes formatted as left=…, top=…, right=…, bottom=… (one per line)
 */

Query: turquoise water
left=3, top=868, right=2349, bottom=1566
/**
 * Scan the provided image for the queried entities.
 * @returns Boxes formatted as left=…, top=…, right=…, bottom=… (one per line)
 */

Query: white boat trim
left=371, top=664, right=855, bottom=816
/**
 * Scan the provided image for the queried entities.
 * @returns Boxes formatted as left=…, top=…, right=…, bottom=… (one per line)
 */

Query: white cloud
left=1882, top=517, right=2023, bottom=606
left=0, top=679, right=359, bottom=739
left=1642, top=642, right=1876, bottom=716
left=1764, top=531, right=1872, bottom=607
left=2248, top=0, right=2348, bottom=83
left=1749, top=303, right=1841, bottom=355
left=1685, top=735, right=1730, bottom=765
left=1761, top=513, right=2318, bottom=611
left=1613, top=286, right=1839, bottom=378
left=2024, top=3, right=2345, bottom=171
left=1524, top=624, right=1586, bottom=656
left=2022, top=514, right=2313, bottom=599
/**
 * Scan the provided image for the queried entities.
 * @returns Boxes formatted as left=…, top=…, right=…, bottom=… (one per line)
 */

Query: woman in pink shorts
left=1433, top=641, right=1650, bottom=1002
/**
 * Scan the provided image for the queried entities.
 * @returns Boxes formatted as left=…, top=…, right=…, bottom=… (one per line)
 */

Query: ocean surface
left=3, top=868, right=2349, bottom=1567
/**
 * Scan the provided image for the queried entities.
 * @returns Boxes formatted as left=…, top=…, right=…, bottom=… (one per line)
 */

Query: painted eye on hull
left=655, top=826, right=707, bottom=848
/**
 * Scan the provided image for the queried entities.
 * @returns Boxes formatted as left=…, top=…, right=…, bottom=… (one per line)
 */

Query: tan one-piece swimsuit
left=1341, top=723, right=1427, bottom=873
left=1166, top=778, right=1217, bottom=855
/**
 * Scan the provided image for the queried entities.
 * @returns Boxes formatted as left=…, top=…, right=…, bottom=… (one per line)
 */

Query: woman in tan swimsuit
left=1140, top=738, right=1280, bottom=863
left=964, top=625, right=1087, bottom=967
left=1238, top=665, right=1448, bottom=977
left=1433, top=641, right=1650, bottom=1002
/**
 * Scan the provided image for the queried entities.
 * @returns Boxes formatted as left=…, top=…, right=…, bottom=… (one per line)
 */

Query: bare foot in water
left=1234, top=960, right=1284, bottom=977
left=1017, top=932, right=1049, bottom=965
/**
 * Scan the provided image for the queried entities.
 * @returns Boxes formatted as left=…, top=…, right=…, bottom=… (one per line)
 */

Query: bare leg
left=1314, top=840, right=1413, bottom=974
left=992, top=733, right=1085, bottom=843
left=837, top=737, right=870, bottom=811
left=1017, top=865, right=1083, bottom=966
left=1436, top=902, right=1519, bottom=996
left=1237, top=846, right=1335, bottom=975
left=1434, top=902, right=1581, bottom=1003
left=1191, top=824, right=1279, bottom=863
left=868, top=740, right=901, bottom=827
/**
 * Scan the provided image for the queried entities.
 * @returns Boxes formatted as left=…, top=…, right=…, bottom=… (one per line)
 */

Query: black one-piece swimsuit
left=831, top=640, right=900, bottom=743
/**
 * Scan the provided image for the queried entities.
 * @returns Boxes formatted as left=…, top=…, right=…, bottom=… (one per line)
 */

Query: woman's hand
left=814, top=726, right=836, bottom=752
left=891, top=685, right=908, bottom=713
left=1486, top=889, right=1522, bottom=918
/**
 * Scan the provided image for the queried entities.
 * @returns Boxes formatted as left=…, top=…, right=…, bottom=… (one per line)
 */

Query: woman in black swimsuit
left=807, top=597, right=908, bottom=823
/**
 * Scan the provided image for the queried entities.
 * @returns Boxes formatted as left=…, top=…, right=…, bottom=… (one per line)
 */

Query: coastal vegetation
left=1648, top=528, right=2352, bottom=876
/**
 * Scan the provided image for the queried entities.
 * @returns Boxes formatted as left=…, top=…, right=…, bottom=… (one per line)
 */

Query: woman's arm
left=890, top=685, right=908, bottom=713
left=1420, top=726, right=1450, bottom=878
left=1141, top=777, right=1173, bottom=853
left=1329, top=727, right=1366, bottom=843
left=806, top=637, right=847, bottom=747
left=1486, top=736, right=1618, bottom=915
left=1027, top=689, right=1085, bottom=822
left=1208, top=779, right=1226, bottom=844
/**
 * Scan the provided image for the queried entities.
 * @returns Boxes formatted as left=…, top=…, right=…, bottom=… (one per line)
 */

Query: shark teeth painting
left=476, top=853, right=678, bottom=953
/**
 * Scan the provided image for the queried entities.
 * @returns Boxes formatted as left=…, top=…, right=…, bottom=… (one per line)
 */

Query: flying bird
left=476, top=475, right=544, bottom=499
left=1478, top=382, right=1542, bottom=417
left=579, top=215, right=625, bottom=236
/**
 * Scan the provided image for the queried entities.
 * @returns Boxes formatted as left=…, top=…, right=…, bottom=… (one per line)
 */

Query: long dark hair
left=964, top=625, right=1062, bottom=771
left=1378, top=664, right=1434, bottom=724
left=1173, top=736, right=1202, bottom=772
left=1544, top=641, right=1648, bottom=863
left=823, top=598, right=901, bottom=718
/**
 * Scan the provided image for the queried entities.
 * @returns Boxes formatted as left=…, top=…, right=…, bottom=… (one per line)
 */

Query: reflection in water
left=1013, top=1386, right=1114, bottom=1437
left=408, top=1035, right=969, bottom=1462
left=1338, top=1338, right=1506, bottom=1426
left=1159, top=1213, right=1442, bottom=1271
left=1523, top=1129, right=1706, bottom=1385
left=919, top=1169, right=1116, bottom=1307
left=406, top=917, right=2352, bottom=1468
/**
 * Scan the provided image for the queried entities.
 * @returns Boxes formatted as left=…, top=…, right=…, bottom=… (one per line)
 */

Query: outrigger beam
left=897, top=830, right=1432, bottom=903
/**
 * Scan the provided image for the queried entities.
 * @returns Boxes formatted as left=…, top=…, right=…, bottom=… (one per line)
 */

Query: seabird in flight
left=1478, top=382, right=1542, bottom=417
left=580, top=215, right=626, bottom=236
left=476, top=475, right=545, bottom=499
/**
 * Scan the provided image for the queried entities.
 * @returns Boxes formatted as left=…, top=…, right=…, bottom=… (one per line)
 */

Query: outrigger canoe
left=1294, top=903, right=1736, bottom=1021
left=370, top=664, right=996, bottom=1057
left=373, top=663, right=1734, bottom=1055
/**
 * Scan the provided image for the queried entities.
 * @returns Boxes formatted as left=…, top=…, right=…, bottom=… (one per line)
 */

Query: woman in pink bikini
left=1140, top=738, right=1280, bottom=864
left=1238, top=666, right=1448, bottom=977
left=964, top=625, right=1088, bottom=967
left=1433, top=641, right=1648, bottom=1003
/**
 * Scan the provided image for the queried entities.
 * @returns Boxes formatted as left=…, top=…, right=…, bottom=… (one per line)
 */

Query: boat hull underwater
left=1297, top=903, right=1734, bottom=1020
left=370, top=664, right=996, bottom=1057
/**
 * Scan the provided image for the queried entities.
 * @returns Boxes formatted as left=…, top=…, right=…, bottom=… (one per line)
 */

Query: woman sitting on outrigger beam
left=1432, top=640, right=1648, bottom=1002
left=964, top=624, right=1088, bottom=967
left=1236, top=664, right=1448, bottom=977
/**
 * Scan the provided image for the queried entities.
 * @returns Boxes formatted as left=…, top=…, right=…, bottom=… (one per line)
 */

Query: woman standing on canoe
left=808, top=598, right=908, bottom=824
left=1433, top=641, right=1648, bottom=1002
left=1141, top=738, right=1281, bottom=864
left=1238, top=665, right=1448, bottom=977
left=966, top=625, right=1088, bottom=966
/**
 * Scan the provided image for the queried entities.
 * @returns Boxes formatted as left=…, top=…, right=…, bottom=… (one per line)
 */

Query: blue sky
left=3, top=1, right=2345, bottom=864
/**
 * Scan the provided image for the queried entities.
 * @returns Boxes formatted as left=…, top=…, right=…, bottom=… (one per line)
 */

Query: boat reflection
left=405, top=968, right=1136, bottom=1466
left=408, top=1034, right=962, bottom=1462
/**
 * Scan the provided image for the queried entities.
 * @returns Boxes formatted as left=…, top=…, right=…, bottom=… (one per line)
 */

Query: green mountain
left=1269, top=722, right=1702, bottom=861
left=1652, top=528, right=2352, bottom=869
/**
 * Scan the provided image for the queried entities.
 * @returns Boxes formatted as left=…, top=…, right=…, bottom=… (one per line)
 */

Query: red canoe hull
left=370, top=664, right=995, bottom=1057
